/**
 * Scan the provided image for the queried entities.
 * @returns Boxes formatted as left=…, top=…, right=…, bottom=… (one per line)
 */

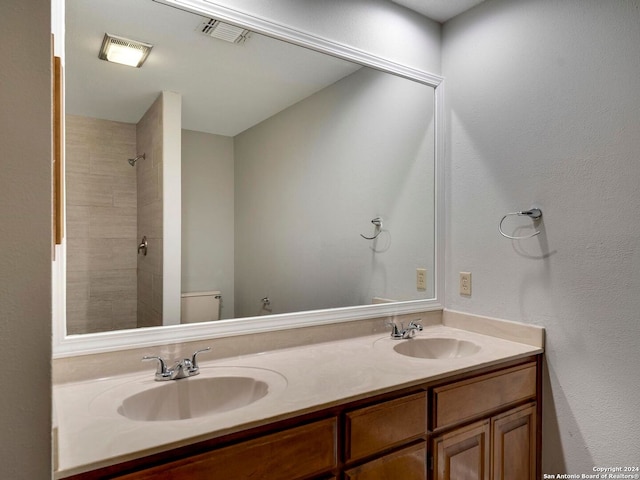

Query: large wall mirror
left=54, top=0, right=444, bottom=355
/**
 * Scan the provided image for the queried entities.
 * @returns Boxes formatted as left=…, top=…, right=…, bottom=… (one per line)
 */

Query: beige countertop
left=53, top=318, right=543, bottom=478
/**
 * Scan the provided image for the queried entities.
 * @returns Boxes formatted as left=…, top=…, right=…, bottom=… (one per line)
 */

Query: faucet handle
left=143, top=355, right=172, bottom=380
left=408, top=320, right=423, bottom=331
left=387, top=322, right=403, bottom=338
left=190, top=347, right=212, bottom=370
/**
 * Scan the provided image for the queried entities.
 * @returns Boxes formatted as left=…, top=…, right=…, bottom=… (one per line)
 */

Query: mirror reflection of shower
left=128, top=153, right=145, bottom=166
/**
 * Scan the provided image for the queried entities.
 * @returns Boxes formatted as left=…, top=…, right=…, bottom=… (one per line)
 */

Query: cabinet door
left=433, top=420, right=490, bottom=480
left=344, top=442, right=426, bottom=480
left=492, top=403, right=536, bottom=480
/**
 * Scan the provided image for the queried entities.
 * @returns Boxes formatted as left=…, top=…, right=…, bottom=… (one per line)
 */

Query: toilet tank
left=181, top=291, right=221, bottom=324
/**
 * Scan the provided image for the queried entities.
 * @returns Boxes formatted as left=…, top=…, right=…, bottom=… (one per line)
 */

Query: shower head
left=128, top=153, right=145, bottom=166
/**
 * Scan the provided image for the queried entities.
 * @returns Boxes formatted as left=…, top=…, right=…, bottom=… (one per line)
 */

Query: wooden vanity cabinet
left=65, top=356, right=540, bottom=480
left=431, top=404, right=537, bottom=480
left=430, top=362, right=539, bottom=480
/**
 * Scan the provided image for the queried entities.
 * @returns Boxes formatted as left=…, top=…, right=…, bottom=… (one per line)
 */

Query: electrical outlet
left=460, top=272, right=472, bottom=296
left=416, top=268, right=427, bottom=291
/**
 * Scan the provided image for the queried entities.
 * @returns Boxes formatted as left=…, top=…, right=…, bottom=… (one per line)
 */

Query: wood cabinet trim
left=53, top=54, right=64, bottom=248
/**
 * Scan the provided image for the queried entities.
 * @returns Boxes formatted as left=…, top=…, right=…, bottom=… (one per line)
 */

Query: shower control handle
left=138, top=236, right=148, bottom=256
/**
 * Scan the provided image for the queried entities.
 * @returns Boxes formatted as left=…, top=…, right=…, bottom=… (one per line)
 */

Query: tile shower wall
left=65, top=115, right=138, bottom=334
left=136, top=94, right=164, bottom=328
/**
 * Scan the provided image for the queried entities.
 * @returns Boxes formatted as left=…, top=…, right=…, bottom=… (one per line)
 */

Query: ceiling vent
left=198, top=19, right=251, bottom=44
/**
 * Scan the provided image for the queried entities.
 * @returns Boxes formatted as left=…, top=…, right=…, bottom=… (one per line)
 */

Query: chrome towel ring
left=499, top=208, right=542, bottom=240
left=360, top=217, right=383, bottom=240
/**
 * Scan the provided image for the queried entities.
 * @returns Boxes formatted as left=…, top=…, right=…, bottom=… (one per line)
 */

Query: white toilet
left=181, top=291, right=221, bottom=324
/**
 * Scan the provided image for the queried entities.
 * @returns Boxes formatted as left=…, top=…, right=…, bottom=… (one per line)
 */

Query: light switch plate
left=416, top=268, right=427, bottom=291
left=460, top=272, right=471, bottom=296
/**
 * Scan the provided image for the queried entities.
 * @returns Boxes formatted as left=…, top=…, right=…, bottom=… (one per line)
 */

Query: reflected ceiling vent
left=198, top=18, right=251, bottom=44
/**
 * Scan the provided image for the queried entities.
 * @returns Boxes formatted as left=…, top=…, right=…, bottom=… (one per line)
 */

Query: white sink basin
left=393, top=338, right=480, bottom=359
left=89, top=366, right=287, bottom=422
left=119, top=376, right=269, bottom=421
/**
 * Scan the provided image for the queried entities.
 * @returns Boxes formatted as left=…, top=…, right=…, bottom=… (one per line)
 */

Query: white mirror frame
left=52, top=0, right=445, bottom=358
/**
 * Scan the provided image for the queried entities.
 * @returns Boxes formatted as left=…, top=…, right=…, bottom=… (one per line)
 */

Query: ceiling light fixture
left=98, top=33, right=153, bottom=68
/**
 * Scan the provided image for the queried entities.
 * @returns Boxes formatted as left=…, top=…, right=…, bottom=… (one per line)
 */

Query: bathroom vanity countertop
left=53, top=321, right=544, bottom=478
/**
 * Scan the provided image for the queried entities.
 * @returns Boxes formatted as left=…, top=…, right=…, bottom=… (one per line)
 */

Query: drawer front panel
left=346, top=391, right=426, bottom=462
left=345, top=442, right=426, bottom=480
left=117, top=417, right=337, bottom=480
left=433, top=362, right=536, bottom=429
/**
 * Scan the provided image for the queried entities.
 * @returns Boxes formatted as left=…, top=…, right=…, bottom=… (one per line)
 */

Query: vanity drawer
left=345, top=391, right=426, bottom=462
left=117, top=417, right=337, bottom=480
left=344, top=442, right=426, bottom=480
left=432, top=362, right=536, bottom=430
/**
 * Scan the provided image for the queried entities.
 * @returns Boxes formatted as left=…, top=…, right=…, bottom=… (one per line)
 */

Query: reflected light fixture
left=98, top=33, right=153, bottom=68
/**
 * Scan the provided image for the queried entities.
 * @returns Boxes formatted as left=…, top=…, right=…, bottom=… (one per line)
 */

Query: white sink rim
left=392, top=337, right=481, bottom=359
left=89, top=366, right=288, bottom=423
left=118, top=376, right=269, bottom=422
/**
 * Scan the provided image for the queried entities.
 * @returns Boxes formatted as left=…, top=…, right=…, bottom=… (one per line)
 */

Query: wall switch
left=416, top=268, right=427, bottom=291
left=460, top=272, right=472, bottom=296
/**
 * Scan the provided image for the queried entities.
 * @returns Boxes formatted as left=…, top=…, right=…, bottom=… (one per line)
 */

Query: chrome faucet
left=387, top=320, right=423, bottom=340
left=143, top=347, right=212, bottom=381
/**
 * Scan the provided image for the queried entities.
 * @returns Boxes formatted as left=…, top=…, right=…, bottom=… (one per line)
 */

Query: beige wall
left=136, top=94, right=164, bottom=327
left=0, top=1, right=437, bottom=477
left=443, top=0, right=640, bottom=470
left=181, top=129, right=235, bottom=319
left=234, top=68, right=435, bottom=317
left=0, top=0, right=52, bottom=477
left=65, top=115, right=138, bottom=334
